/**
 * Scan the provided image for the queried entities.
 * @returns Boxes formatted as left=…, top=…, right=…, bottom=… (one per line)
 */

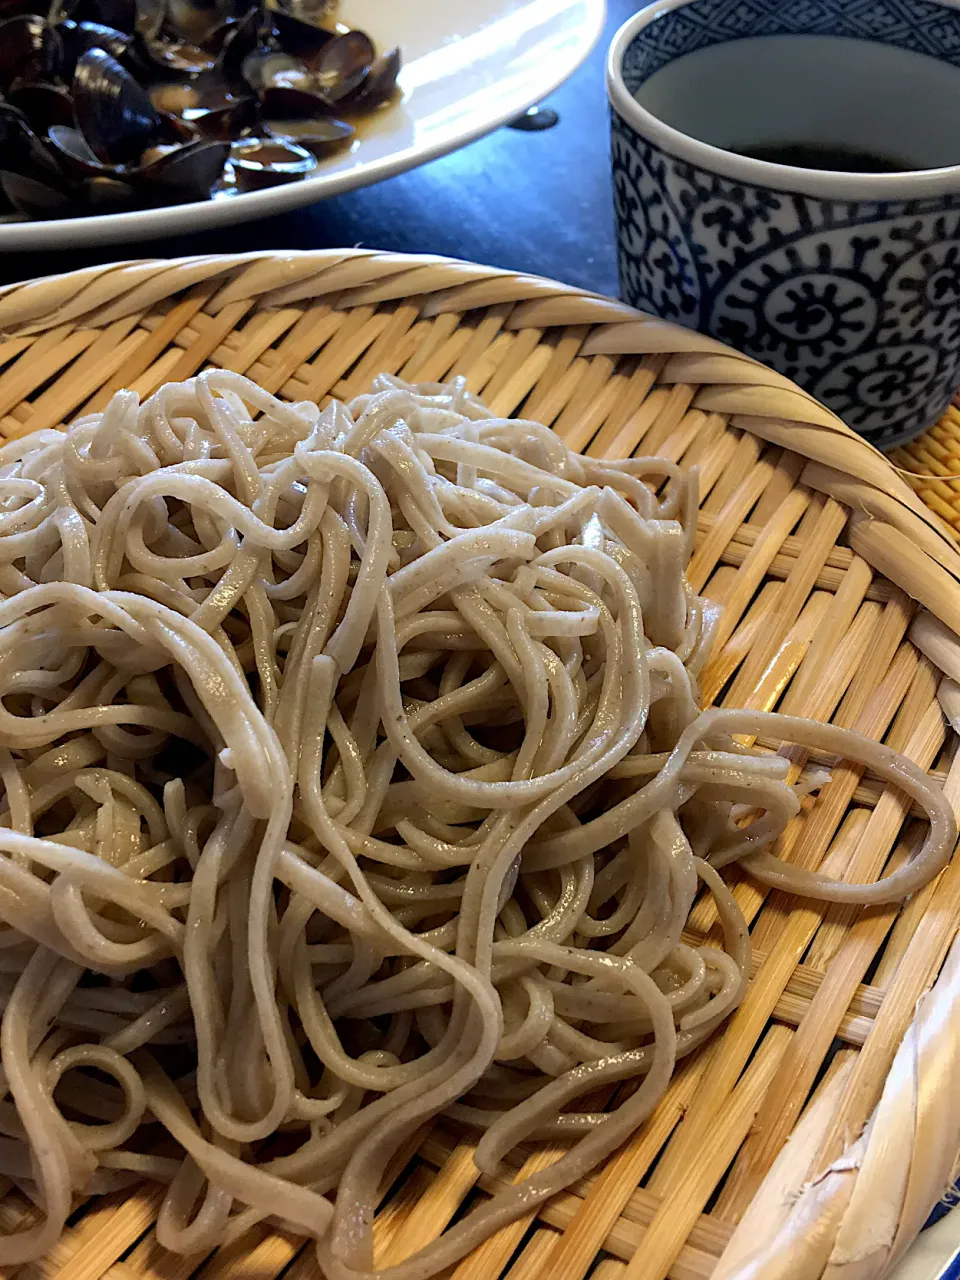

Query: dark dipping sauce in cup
left=734, top=142, right=913, bottom=172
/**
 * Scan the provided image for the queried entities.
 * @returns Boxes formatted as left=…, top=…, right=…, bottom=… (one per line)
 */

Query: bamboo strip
left=380, top=1140, right=481, bottom=1267
left=80, top=286, right=217, bottom=414
left=688, top=452, right=775, bottom=590
left=443, top=1180, right=720, bottom=1280
left=624, top=1027, right=794, bottom=1280
left=541, top=1056, right=709, bottom=1280
left=726, top=498, right=848, bottom=708
left=501, top=1228, right=559, bottom=1280
left=16, top=314, right=146, bottom=434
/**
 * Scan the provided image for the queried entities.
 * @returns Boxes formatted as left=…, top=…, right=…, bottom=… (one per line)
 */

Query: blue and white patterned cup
left=607, top=0, right=960, bottom=448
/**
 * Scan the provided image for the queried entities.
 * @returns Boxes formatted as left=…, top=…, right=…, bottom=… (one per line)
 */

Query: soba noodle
left=0, top=373, right=952, bottom=1277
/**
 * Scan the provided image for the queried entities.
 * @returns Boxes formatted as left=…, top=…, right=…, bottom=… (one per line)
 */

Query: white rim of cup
left=606, top=0, right=960, bottom=200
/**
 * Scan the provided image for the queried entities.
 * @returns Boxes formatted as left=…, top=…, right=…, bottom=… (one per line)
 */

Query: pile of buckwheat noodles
left=0, top=372, right=953, bottom=1277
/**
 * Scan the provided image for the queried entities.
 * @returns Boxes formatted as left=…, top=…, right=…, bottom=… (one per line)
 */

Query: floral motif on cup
left=610, top=110, right=960, bottom=446
left=621, top=0, right=960, bottom=95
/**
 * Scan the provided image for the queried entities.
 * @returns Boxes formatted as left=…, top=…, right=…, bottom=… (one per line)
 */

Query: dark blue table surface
left=0, top=1, right=637, bottom=294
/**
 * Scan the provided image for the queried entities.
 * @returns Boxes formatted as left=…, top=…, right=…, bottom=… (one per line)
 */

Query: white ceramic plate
left=0, top=0, right=605, bottom=250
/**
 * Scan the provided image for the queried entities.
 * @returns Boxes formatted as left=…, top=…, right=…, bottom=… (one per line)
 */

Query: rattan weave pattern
left=1, top=250, right=959, bottom=1280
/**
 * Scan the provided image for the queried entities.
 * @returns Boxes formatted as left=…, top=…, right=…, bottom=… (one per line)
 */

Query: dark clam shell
left=73, top=46, right=162, bottom=165
left=258, top=83, right=330, bottom=118
left=188, top=92, right=256, bottom=139
left=57, top=20, right=134, bottom=77
left=214, top=5, right=266, bottom=79
left=165, top=0, right=239, bottom=45
left=230, top=135, right=316, bottom=189
left=137, top=36, right=216, bottom=77
left=0, top=169, right=69, bottom=215
left=7, top=81, right=75, bottom=137
left=0, top=101, right=64, bottom=183
left=156, top=107, right=199, bottom=141
left=151, top=76, right=255, bottom=140
left=136, top=136, right=229, bottom=200
left=47, top=122, right=106, bottom=174
left=310, top=30, right=373, bottom=102
left=270, top=4, right=333, bottom=58
left=241, top=49, right=306, bottom=93
left=242, top=49, right=335, bottom=118
left=0, top=14, right=63, bottom=93
left=338, top=46, right=400, bottom=111
left=80, top=172, right=135, bottom=207
left=265, top=114, right=351, bottom=158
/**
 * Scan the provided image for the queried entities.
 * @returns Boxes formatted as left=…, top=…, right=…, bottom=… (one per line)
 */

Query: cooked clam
left=0, top=102, right=64, bottom=183
left=151, top=75, right=255, bottom=138
left=137, top=136, right=229, bottom=199
left=214, top=4, right=264, bottom=76
left=47, top=121, right=105, bottom=172
left=6, top=81, right=74, bottom=136
left=73, top=47, right=162, bottom=164
left=264, top=113, right=351, bottom=157
left=166, top=0, right=239, bottom=46
left=230, top=135, right=316, bottom=188
left=270, top=2, right=332, bottom=58
left=0, top=14, right=62, bottom=92
left=80, top=172, right=136, bottom=205
left=311, top=29, right=373, bottom=100
left=341, top=45, right=399, bottom=110
left=57, top=19, right=133, bottom=76
left=241, top=48, right=309, bottom=93
left=0, top=168, right=67, bottom=214
left=136, top=34, right=216, bottom=78
left=0, top=0, right=400, bottom=220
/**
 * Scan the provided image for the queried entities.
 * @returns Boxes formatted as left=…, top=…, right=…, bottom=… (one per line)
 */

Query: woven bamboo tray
left=3, top=249, right=960, bottom=1280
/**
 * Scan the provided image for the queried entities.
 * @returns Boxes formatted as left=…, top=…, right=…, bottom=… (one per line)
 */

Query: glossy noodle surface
left=0, top=375, right=952, bottom=1278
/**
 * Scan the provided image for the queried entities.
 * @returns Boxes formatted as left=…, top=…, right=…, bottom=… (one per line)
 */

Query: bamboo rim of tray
left=1, top=248, right=960, bottom=1280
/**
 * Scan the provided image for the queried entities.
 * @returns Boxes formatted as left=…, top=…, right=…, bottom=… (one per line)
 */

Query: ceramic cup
left=607, top=0, right=960, bottom=448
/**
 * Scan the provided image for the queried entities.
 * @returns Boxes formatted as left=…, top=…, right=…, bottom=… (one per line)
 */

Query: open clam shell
left=0, top=14, right=63, bottom=93
left=0, top=169, right=69, bottom=214
left=151, top=75, right=256, bottom=139
left=339, top=45, right=400, bottom=111
left=166, top=0, right=239, bottom=46
left=47, top=121, right=107, bottom=174
left=7, top=82, right=74, bottom=137
left=310, top=29, right=373, bottom=101
left=57, top=20, right=134, bottom=77
left=213, top=4, right=264, bottom=77
left=72, top=45, right=162, bottom=165
left=136, top=136, right=230, bottom=200
left=79, top=172, right=136, bottom=206
left=49, top=119, right=229, bottom=202
left=264, top=114, right=351, bottom=157
left=270, top=3, right=333, bottom=58
left=0, top=101, right=65, bottom=183
left=230, top=134, right=316, bottom=189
